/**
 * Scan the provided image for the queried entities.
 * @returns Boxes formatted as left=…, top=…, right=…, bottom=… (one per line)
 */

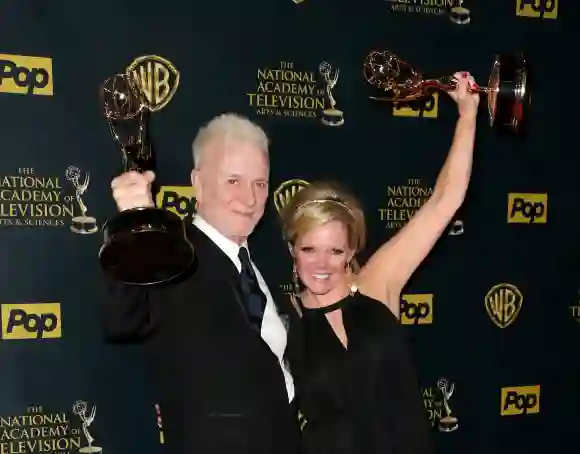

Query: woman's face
left=294, top=221, right=353, bottom=296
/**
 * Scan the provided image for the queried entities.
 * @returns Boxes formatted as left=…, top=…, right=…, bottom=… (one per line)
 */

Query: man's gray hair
left=192, top=113, right=269, bottom=168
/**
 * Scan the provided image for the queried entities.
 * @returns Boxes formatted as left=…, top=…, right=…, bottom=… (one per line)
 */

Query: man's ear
left=191, top=169, right=201, bottom=201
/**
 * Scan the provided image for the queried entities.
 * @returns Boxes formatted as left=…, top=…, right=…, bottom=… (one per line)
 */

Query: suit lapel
left=189, top=225, right=262, bottom=335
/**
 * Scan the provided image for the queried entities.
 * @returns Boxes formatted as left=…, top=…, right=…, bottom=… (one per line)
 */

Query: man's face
left=193, top=140, right=269, bottom=243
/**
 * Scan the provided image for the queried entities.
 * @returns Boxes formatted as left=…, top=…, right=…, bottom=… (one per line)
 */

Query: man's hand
left=111, top=171, right=155, bottom=212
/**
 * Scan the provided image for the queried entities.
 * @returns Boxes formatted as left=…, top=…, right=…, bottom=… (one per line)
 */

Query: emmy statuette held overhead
left=363, top=50, right=531, bottom=135
left=99, top=73, right=194, bottom=285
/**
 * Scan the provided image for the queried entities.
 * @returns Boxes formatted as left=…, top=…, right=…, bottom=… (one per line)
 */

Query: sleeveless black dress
left=286, top=291, right=434, bottom=454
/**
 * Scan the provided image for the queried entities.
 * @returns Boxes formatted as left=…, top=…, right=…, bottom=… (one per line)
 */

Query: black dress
left=286, top=290, right=434, bottom=454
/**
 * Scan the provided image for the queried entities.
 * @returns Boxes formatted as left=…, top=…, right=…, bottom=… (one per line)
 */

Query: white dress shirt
left=193, top=215, right=295, bottom=402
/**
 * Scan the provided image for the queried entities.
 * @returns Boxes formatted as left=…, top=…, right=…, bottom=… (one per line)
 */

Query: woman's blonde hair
left=281, top=181, right=366, bottom=258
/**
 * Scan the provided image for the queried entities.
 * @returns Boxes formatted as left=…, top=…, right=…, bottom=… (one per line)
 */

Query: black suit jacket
left=101, top=225, right=301, bottom=454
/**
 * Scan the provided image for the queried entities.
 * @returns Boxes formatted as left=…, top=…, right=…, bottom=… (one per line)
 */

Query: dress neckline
left=300, top=293, right=355, bottom=315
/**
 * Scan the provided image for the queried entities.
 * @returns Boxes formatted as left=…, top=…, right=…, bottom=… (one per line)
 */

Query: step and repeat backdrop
left=0, top=0, right=578, bottom=453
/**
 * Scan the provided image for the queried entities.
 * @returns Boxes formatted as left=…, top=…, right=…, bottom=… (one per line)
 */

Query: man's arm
left=100, top=279, right=157, bottom=343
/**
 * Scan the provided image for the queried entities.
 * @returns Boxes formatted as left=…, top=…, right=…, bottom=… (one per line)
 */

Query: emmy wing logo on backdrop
left=437, top=378, right=459, bottom=432
left=485, top=283, right=523, bottom=328
left=127, top=55, right=180, bottom=112
left=65, top=165, right=98, bottom=234
left=73, top=401, right=102, bottom=453
left=318, top=62, right=344, bottom=127
left=421, top=378, right=459, bottom=429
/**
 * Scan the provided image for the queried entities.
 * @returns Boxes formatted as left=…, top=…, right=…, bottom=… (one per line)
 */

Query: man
left=101, top=113, right=301, bottom=454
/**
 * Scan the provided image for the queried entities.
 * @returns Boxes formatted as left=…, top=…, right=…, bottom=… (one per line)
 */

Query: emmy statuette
left=363, top=50, right=530, bottom=135
left=99, top=73, right=194, bottom=285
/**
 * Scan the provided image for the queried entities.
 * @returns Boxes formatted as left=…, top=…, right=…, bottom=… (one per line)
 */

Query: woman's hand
left=447, top=71, right=479, bottom=118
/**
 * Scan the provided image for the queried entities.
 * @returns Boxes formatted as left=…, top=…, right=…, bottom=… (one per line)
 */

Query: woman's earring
left=346, top=262, right=357, bottom=296
left=292, top=263, right=301, bottom=295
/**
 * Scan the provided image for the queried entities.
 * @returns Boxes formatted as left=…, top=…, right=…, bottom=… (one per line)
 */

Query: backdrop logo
left=246, top=61, right=325, bottom=121
left=516, top=0, right=557, bottom=19
left=500, top=385, right=540, bottom=416
left=421, top=377, right=458, bottom=429
left=386, top=0, right=471, bottom=24
left=65, top=165, right=98, bottom=234
left=393, top=94, right=439, bottom=118
left=507, top=193, right=547, bottom=224
left=0, top=405, right=82, bottom=453
left=379, top=178, right=432, bottom=230
left=400, top=294, right=433, bottom=325
left=127, top=55, right=180, bottom=111
left=570, top=288, right=580, bottom=323
left=0, top=167, right=95, bottom=229
left=72, top=400, right=101, bottom=452
left=319, top=62, right=344, bottom=126
left=0, top=54, right=53, bottom=96
left=157, top=186, right=196, bottom=219
left=485, top=283, right=523, bottom=328
left=273, top=179, right=310, bottom=217
left=1, top=303, right=62, bottom=340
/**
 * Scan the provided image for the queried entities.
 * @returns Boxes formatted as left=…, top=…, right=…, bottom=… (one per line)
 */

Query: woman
left=281, top=73, right=479, bottom=454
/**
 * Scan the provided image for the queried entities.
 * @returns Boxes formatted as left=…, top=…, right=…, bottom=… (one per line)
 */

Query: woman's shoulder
left=352, top=289, right=399, bottom=323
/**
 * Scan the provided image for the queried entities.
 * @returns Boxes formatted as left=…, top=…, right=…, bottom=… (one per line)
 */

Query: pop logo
left=507, top=193, right=547, bottom=224
left=156, top=186, right=196, bottom=219
left=1, top=303, right=62, bottom=339
left=0, top=54, right=53, bottom=96
left=517, top=0, right=558, bottom=19
left=400, top=294, right=433, bottom=325
left=393, top=94, right=438, bottom=119
left=500, top=385, right=540, bottom=416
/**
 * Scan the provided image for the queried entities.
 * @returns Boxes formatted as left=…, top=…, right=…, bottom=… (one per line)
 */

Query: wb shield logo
left=156, top=186, right=195, bottom=219
left=517, top=0, right=558, bottom=19
left=501, top=385, right=540, bottom=416
left=393, top=94, right=438, bottom=119
left=127, top=55, right=180, bottom=112
left=485, top=283, right=523, bottom=328
left=273, top=179, right=310, bottom=217
left=508, top=193, right=547, bottom=224
left=400, top=294, right=433, bottom=325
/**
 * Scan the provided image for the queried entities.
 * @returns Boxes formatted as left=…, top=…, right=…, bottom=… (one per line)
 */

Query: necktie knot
left=238, top=247, right=252, bottom=273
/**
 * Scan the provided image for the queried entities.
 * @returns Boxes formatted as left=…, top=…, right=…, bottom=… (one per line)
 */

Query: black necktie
left=238, top=247, right=267, bottom=332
